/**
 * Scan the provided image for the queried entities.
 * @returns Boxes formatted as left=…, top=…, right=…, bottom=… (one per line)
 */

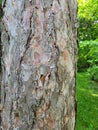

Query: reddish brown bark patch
left=34, top=51, right=41, bottom=65
left=63, top=50, right=68, bottom=61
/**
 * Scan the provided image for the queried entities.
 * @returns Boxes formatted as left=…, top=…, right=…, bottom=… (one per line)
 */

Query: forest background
left=77, top=0, right=98, bottom=129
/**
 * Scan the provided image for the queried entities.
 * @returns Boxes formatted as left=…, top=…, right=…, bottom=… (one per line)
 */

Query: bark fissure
left=20, top=4, right=34, bottom=65
left=20, top=30, right=32, bottom=65
left=2, top=0, right=7, bottom=8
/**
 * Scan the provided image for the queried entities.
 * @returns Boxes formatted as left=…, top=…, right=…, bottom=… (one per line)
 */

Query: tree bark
left=0, top=0, right=78, bottom=130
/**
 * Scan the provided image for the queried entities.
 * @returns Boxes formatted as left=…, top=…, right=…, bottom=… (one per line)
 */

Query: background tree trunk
left=0, top=0, right=78, bottom=130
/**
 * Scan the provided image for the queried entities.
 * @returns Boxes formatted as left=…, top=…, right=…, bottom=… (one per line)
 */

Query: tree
left=0, top=2, right=2, bottom=71
left=0, top=0, right=78, bottom=130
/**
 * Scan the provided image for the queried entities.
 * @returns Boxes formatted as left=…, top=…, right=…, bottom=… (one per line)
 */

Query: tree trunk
left=0, top=0, right=78, bottom=130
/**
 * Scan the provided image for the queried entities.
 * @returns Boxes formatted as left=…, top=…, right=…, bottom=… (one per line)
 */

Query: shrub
left=78, top=40, right=98, bottom=71
left=87, top=65, right=98, bottom=82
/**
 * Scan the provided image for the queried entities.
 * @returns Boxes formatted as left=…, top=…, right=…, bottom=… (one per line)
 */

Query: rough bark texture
left=0, top=0, right=78, bottom=130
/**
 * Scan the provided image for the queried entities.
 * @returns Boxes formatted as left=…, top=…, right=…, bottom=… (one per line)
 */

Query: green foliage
left=78, top=0, right=98, bottom=20
left=78, top=18, right=98, bottom=41
left=78, top=41, right=89, bottom=71
left=78, top=40, right=98, bottom=71
left=88, top=65, right=98, bottom=82
left=78, top=0, right=98, bottom=40
left=76, top=72, right=98, bottom=130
